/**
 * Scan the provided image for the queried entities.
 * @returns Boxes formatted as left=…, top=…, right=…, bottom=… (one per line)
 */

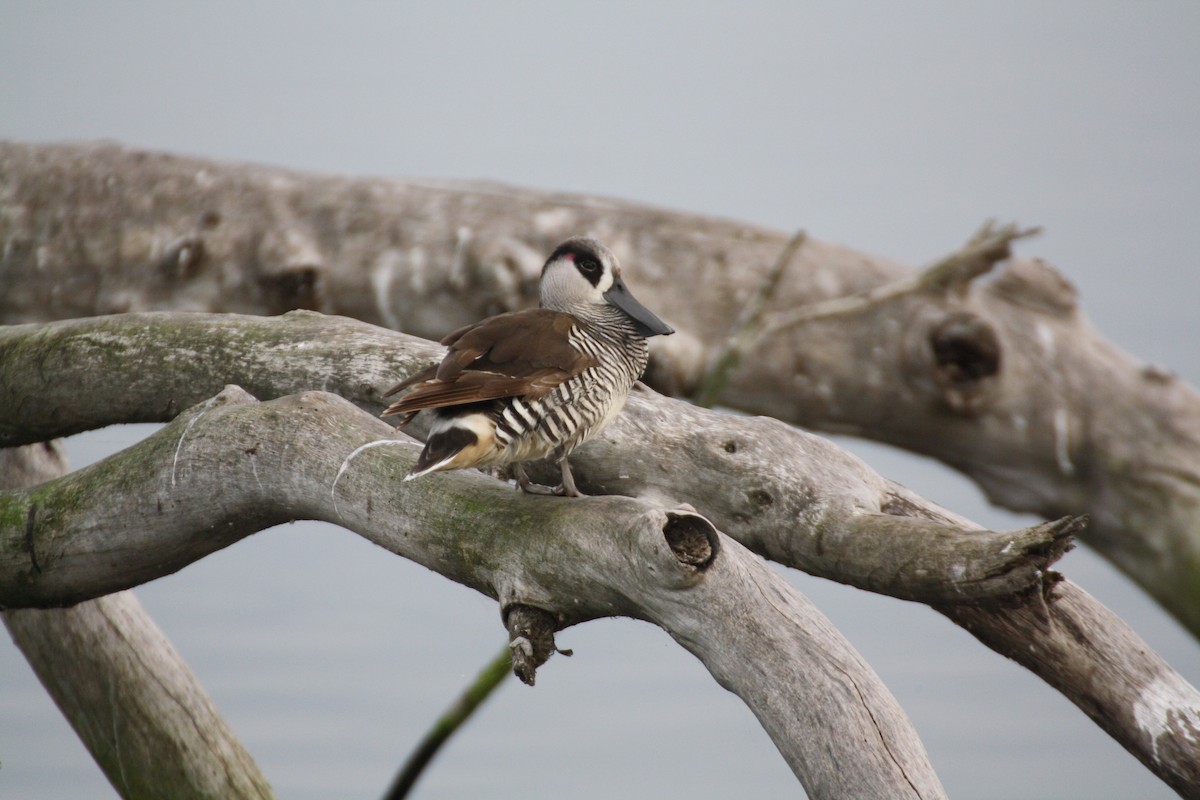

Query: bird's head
left=540, top=237, right=674, bottom=337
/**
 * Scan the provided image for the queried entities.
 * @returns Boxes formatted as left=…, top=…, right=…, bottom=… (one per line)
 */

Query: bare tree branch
left=0, top=311, right=1071, bottom=606
left=755, top=220, right=1040, bottom=336
left=943, top=586, right=1200, bottom=799
left=0, top=446, right=275, bottom=800
left=1, top=386, right=949, bottom=800
left=2, top=140, right=1194, bottom=637
left=692, top=228, right=807, bottom=408
left=2, top=311, right=1197, bottom=795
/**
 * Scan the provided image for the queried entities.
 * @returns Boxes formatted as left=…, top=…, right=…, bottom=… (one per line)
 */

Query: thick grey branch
left=0, top=387, right=948, bottom=800
left=757, top=237, right=1200, bottom=641
left=0, top=446, right=274, bottom=800
left=3, top=312, right=1196, bottom=794
left=0, top=311, right=1071, bottom=606
left=942, top=584, right=1200, bottom=799
left=3, top=140, right=1193, bottom=637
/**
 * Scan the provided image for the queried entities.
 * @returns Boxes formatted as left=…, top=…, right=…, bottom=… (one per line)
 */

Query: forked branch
left=1, top=387, right=947, bottom=800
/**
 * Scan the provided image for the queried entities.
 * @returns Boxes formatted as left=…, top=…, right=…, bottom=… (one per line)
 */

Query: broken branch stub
left=495, top=510, right=723, bottom=687
left=504, top=605, right=560, bottom=686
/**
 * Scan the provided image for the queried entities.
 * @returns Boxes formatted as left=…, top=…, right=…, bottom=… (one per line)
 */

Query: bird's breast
left=490, top=333, right=647, bottom=462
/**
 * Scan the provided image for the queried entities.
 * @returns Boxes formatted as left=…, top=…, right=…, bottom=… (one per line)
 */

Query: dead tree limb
left=2, top=311, right=1197, bottom=796
left=0, top=311, right=1071, bottom=605
left=0, top=445, right=275, bottom=800
left=1, top=386, right=949, bottom=800
left=1, top=140, right=1194, bottom=637
left=943, top=585, right=1200, bottom=799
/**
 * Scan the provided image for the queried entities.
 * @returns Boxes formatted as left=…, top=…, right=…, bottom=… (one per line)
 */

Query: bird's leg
left=556, top=458, right=585, bottom=498
left=513, top=462, right=559, bottom=496
left=511, top=461, right=585, bottom=497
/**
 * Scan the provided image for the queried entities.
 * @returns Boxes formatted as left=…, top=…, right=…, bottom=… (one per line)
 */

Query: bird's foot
left=512, top=463, right=586, bottom=497
left=518, top=480, right=565, bottom=496
left=551, top=482, right=586, bottom=498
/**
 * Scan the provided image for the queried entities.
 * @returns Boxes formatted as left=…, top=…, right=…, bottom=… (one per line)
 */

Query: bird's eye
left=578, top=258, right=600, bottom=274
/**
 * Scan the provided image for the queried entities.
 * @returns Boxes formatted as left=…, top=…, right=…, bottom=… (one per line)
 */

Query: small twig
left=917, top=220, right=1041, bottom=295
left=382, top=645, right=513, bottom=800
left=504, top=604, right=564, bottom=685
left=757, top=221, right=1040, bottom=340
left=692, top=230, right=807, bottom=407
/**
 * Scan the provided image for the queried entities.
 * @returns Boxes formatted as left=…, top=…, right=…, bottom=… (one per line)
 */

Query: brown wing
left=381, top=309, right=595, bottom=421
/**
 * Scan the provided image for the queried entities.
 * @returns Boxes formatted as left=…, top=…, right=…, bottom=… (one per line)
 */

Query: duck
left=382, top=236, right=674, bottom=497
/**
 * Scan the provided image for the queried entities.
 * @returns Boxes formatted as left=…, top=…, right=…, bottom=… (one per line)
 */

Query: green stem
left=382, top=644, right=513, bottom=800
left=692, top=229, right=806, bottom=408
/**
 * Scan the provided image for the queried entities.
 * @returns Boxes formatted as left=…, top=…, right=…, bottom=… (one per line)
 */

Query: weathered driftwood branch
left=2, top=141, right=1195, bottom=638
left=943, top=585, right=1200, bottom=799
left=0, top=311, right=1072, bottom=606
left=2, top=311, right=1197, bottom=796
left=0, top=445, right=275, bottom=800
left=750, top=225, right=1200, bottom=643
left=0, top=386, right=949, bottom=800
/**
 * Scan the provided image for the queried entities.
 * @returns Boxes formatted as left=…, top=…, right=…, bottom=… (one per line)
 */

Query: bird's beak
left=604, top=276, right=675, bottom=337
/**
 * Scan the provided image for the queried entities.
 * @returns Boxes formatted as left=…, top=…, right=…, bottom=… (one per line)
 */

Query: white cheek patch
left=430, top=411, right=494, bottom=444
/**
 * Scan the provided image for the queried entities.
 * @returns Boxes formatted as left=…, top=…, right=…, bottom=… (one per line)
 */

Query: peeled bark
left=1, top=140, right=1195, bottom=637
left=944, top=586, right=1200, bottom=799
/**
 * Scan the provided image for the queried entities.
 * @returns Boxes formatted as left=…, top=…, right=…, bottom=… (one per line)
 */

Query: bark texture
left=1, top=140, right=1195, bottom=637
left=2, top=311, right=1197, bottom=795
left=944, top=584, right=1200, bottom=799
left=0, top=312, right=1074, bottom=606
left=2, top=386, right=949, bottom=800
left=1, top=446, right=275, bottom=800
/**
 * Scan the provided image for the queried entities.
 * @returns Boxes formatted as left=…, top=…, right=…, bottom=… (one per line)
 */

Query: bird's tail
left=404, top=413, right=493, bottom=480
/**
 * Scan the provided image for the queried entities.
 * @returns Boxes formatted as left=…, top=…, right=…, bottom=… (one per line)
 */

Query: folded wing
left=382, top=309, right=595, bottom=425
